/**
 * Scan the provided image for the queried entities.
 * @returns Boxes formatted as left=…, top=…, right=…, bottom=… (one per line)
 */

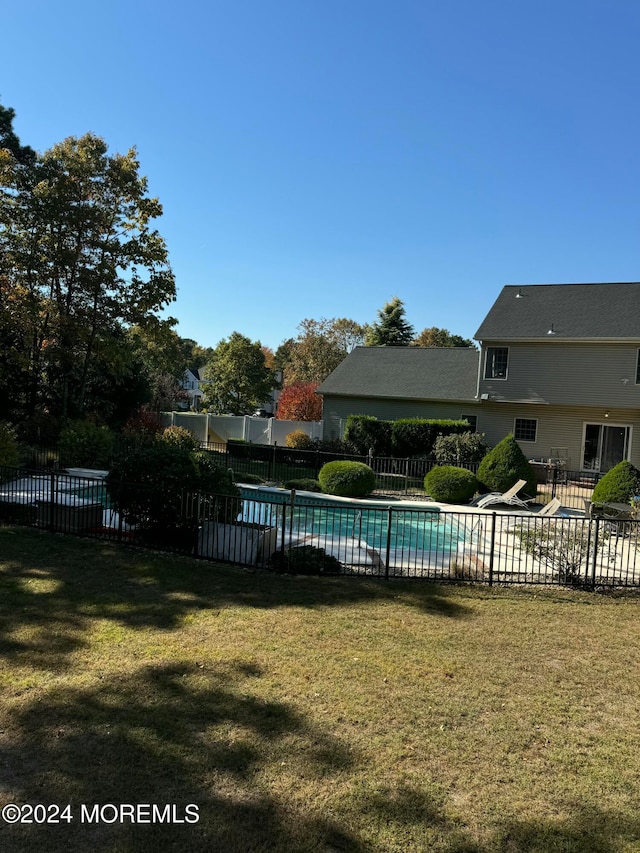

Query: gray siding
left=322, top=395, right=640, bottom=471
left=321, top=396, right=478, bottom=440
left=477, top=403, right=640, bottom=470
left=479, top=341, right=640, bottom=407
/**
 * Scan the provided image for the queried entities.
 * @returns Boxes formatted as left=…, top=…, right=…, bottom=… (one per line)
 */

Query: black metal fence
left=1, top=467, right=638, bottom=589
left=13, top=438, right=603, bottom=511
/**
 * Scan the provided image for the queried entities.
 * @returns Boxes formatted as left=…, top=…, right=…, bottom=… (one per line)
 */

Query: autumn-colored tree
left=276, top=317, right=367, bottom=385
left=276, top=383, right=322, bottom=421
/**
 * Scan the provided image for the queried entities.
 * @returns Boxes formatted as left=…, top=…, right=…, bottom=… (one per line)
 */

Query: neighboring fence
left=1, top=467, right=638, bottom=589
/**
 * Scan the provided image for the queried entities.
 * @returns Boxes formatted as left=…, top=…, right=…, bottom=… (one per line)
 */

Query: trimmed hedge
left=477, top=434, right=537, bottom=499
left=343, top=414, right=471, bottom=458
left=344, top=415, right=392, bottom=456
left=318, top=460, right=376, bottom=497
left=424, top=466, right=478, bottom=503
left=592, top=461, right=640, bottom=504
left=391, top=419, right=470, bottom=458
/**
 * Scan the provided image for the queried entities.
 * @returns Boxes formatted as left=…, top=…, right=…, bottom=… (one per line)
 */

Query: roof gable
left=316, top=347, right=479, bottom=401
left=475, top=283, right=640, bottom=341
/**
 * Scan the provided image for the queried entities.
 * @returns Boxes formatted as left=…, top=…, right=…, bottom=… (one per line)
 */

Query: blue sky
left=3, top=1, right=639, bottom=351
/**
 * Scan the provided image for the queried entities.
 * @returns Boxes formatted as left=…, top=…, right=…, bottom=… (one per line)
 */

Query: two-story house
left=317, top=282, right=640, bottom=473
left=179, top=368, right=204, bottom=411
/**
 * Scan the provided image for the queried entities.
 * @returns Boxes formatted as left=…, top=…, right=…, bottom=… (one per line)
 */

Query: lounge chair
left=535, top=497, right=561, bottom=516
left=471, top=479, right=532, bottom=510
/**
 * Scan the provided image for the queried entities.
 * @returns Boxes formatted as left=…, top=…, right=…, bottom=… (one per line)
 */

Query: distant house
left=317, top=282, right=640, bottom=473
left=179, top=368, right=204, bottom=411
left=317, top=346, right=480, bottom=438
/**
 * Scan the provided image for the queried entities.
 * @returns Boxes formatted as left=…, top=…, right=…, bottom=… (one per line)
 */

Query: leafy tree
left=201, top=332, right=275, bottom=415
left=365, top=297, right=415, bottom=346
left=276, top=317, right=367, bottom=385
left=412, top=327, right=475, bottom=348
left=0, top=104, right=175, bottom=423
left=276, top=383, right=322, bottom=421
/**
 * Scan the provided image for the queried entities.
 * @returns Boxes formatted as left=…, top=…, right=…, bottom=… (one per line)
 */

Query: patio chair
left=471, top=479, right=532, bottom=510
left=535, top=497, right=561, bottom=517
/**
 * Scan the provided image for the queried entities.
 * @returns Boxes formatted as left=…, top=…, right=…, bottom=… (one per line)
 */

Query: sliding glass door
left=582, top=423, right=631, bottom=472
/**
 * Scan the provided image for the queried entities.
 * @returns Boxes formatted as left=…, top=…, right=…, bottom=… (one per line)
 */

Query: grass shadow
left=0, top=660, right=369, bottom=853
left=0, top=527, right=470, bottom=670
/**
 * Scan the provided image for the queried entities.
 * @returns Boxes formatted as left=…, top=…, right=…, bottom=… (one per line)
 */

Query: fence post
left=384, top=506, right=392, bottom=580
left=589, top=516, right=600, bottom=589
left=118, top=479, right=124, bottom=543
left=488, top=512, right=497, bottom=586
left=49, top=469, right=57, bottom=530
left=404, top=458, right=409, bottom=496
left=269, top=442, right=277, bottom=481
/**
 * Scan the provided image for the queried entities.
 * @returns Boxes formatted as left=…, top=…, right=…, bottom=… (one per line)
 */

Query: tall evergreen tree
left=365, top=297, right=415, bottom=346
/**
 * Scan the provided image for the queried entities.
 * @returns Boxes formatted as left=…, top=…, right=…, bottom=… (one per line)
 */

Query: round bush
left=424, top=466, right=478, bottom=503
left=592, top=461, right=640, bottom=504
left=282, top=478, right=322, bottom=492
left=318, top=460, right=376, bottom=497
left=285, top=430, right=315, bottom=450
left=162, top=425, right=201, bottom=453
left=233, top=472, right=265, bottom=485
left=270, top=545, right=341, bottom=575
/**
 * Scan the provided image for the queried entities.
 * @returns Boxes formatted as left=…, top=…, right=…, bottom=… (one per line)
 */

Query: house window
left=636, top=350, right=640, bottom=384
left=461, top=415, right=477, bottom=432
left=484, top=347, right=508, bottom=379
left=514, top=418, right=537, bottom=442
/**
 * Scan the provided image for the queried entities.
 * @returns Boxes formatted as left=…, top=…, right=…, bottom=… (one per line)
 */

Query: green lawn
left=1, top=526, right=640, bottom=852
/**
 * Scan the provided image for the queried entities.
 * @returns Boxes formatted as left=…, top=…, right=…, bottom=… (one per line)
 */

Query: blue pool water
left=240, top=487, right=465, bottom=554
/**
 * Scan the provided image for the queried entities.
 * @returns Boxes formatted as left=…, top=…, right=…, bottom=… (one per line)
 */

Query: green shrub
left=162, top=425, right=201, bottom=452
left=318, top=460, right=376, bottom=497
left=0, top=422, right=20, bottom=471
left=285, top=430, right=315, bottom=450
left=424, top=466, right=478, bottom=503
left=282, top=478, right=322, bottom=492
left=476, top=434, right=537, bottom=499
left=270, top=545, right=341, bottom=575
left=233, top=472, right=265, bottom=485
left=434, top=432, right=488, bottom=466
left=58, top=421, right=114, bottom=469
left=343, top=415, right=392, bottom=456
left=592, top=461, right=640, bottom=504
left=107, top=433, right=240, bottom=540
left=391, top=419, right=469, bottom=458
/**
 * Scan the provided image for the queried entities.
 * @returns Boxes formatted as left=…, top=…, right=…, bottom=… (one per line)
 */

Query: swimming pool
left=239, top=485, right=466, bottom=559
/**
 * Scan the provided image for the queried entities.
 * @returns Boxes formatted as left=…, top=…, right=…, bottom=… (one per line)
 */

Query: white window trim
left=514, top=417, right=538, bottom=443
left=484, top=346, right=509, bottom=380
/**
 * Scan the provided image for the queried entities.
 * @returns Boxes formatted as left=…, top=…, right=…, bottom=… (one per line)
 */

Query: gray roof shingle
left=475, top=283, right=640, bottom=340
left=316, top=347, right=479, bottom=401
